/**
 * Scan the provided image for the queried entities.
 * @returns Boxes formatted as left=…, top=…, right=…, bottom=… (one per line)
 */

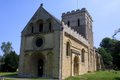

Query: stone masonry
left=18, top=4, right=102, bottom=80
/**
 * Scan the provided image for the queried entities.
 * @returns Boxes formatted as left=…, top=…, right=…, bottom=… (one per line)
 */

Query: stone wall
left=61, top=23, right=89, bottom=79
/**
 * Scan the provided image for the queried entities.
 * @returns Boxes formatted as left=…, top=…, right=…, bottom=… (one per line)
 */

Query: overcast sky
left=0, top=0, right=120, bottom=55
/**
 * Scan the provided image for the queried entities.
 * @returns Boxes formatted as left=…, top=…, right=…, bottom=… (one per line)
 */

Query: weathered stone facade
left=18, top=4, right=102, bottom=80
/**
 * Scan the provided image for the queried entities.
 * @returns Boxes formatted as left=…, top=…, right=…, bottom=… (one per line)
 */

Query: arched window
left=49, top=22, right=52, bottom=31
left=30, top=23, right=34, bottom=33
left=31, top=26, right=34, bottom=33
left=39, top=23, right=43, bottom=32
left=47, top=18, right=52, bottom=32
left=66, top=42, right=70, bottom=56
left=67, top=21, right=70, bottom=27
left=81, top=49, right=85, bottom=62
left=78, top=19, right=80, bottom=26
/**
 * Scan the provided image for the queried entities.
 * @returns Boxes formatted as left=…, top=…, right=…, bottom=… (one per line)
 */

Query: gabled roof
left=22, top=4, right=61, bottom=33
left=41, top=5, right=61, bottom=24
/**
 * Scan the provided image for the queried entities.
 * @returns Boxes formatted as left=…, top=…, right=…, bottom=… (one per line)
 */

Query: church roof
left=22, top=4, right=61, bottom=34
left=40, top=4, right=61, bottom=24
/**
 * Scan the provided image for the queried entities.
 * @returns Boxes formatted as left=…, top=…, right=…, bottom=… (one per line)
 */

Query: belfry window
left=49, top=22, right=52, bottom=31
left=67, top=21, right=70, bottom=27
left=81, top=49, right=85, bottom=62
left=78, top=19, right=80, bottom=26
left=39, top=23, right=43, bottom=32
left=66, top=42, right=70, bottom=56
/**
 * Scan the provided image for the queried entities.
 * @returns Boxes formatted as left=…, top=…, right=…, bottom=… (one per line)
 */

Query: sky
left=0, top=0, right=120, bottom=55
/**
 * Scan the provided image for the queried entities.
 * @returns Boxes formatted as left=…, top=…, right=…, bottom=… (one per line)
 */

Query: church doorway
left=74, top=56, right=79, bottom=75
left=38, top=59, right=44, bottom=77
left=30, top=53, right=45, bottom=77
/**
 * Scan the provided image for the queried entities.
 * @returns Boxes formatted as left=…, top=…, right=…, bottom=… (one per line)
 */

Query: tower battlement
left=62, top=22, right=89, bottom=46
left=62, top=8, right=93, bottom=48
left=62, top=8, right=92, bottom=20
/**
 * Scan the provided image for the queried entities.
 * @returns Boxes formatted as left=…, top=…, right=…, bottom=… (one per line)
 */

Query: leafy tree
left=100, top=37, right=117, bottom=53
left=112, top=41, right=120, bottom=70
left=98, top=48, right=112, bottom=68
left=0, top=42, right=19, bottom=72
left=98, top=37, right=120, bottom=70
left=1, top=42, right=13, bottom=56
left=100, top=37, right=111, bottom=48
left=1, top=51, right=19, bottom=72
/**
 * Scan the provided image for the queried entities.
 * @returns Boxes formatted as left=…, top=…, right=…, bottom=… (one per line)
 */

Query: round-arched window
left=66, top=42, right=70, bottom=56
left=81, top=49, right=85, bottom=62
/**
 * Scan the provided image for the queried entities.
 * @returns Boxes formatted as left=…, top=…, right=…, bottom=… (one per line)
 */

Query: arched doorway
left=74, top=56, right=79, bottom=75
left=30, top=53, right=45, bottom=77
left=38, top=59, right=44, bottom=77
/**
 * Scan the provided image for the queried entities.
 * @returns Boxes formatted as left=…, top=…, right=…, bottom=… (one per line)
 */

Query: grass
left=65, top=71, right=120, bottom=80
left=0, top=72, right=48, bottom=80
left=0, top=71, right=120, bottom=80
left=0, top=72, right=17, bottom=76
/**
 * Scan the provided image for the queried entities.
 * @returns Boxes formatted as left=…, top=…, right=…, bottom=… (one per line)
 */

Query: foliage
left=98, top=48, right=112, bottom=67
left=0, top=41, right=19, bottom=72
left=1, top=42, right=13, bottom=56
left=112, top=41, right=120, bottom=70
left=1, top=51, right=19, bottom=72
left=100, top=37, right=113, bottom=49
left=98, top=37, right=120, bottom=70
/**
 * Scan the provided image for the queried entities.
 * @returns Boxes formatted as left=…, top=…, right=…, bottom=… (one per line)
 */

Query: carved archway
left=30, top=53, right=45, bottom=77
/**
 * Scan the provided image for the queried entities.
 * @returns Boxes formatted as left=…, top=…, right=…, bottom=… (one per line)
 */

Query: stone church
left=18, top=4, right=102, bottom=80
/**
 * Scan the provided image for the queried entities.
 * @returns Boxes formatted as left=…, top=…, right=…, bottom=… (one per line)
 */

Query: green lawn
left=0, top=71, right=120, bottom=80
left=65, top=71, right=120, bottom=80
left=0, top=72, right=48, bottom=80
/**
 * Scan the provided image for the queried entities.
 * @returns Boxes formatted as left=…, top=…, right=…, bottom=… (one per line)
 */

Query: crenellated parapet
left=62, top=8, right=92, bottom=20
left=62, top=22, right=89, bottom=46
left=62, top=9, right=80, bottom=16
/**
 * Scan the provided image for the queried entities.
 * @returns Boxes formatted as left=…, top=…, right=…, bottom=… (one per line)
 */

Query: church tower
left=62, top=8, right=94, bottom=48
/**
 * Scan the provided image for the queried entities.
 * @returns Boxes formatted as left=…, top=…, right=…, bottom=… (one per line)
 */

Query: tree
left=100, top=37, right=112, bottom=48
left=98, top=37, right=120, bottom=70
left=1, top=51, right=19, bottom=72
left=0, top=41, right=19, bottom=72
left=112, top=41, right=120, bottom=70
left=100, top=37, right=117, bottom=53
left=98, top=48, right=112, bottom=68
left=1, top=42, right=13, bottom=56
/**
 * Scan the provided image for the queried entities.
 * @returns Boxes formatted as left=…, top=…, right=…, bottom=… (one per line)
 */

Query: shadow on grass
left=115, top=77, right=120, bottom=80
left=0, top=73, right=17, bottom=78
left=0, top=73, right=49, bottom=80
